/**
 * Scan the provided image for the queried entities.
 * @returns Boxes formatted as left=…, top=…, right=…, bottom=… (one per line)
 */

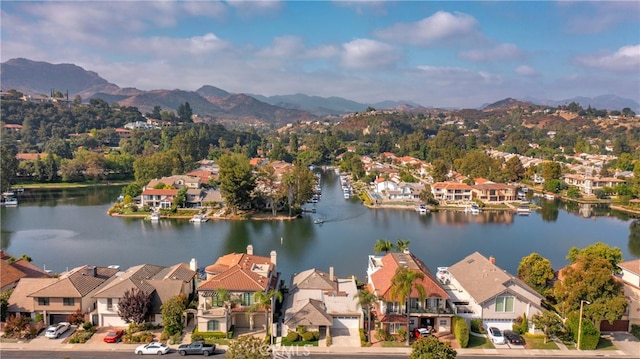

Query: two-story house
left=140, top=188, right=178, bottom=209
left=431, top=182, right=473, bottom=203
left=9, top=265, right=119, bottom=325
left=196, top=245, right=279, bottom=333
left=283, top=267, right=362, bottom=339
left=470, top=183, right=517, bottom=203
left=608, top=259, right=640, bottom=332
left=93, top=262, right=196, bottom=327
left=366, top=250, right=454, bottom=335
left=442, top=252, right=544, bottom=332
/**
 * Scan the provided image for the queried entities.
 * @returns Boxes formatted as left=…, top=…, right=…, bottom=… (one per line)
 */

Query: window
left=63, top=298, right=75, bottom=306
left=439, top=319, right=448, bottom=327
left=386, top=302, right=400, bottom=314
left=495, top=296, right=515, bottom=313
left=240, top=293, right=253, bottom=306
left=388, top=323, right=403, bottom=334
left=213, top=296, right=224, bottom=307
left=37, top=297, right=49, bottom=306
left=107, top=298, right=113, bottom=310
left=207, top=320, right=219, bottom=331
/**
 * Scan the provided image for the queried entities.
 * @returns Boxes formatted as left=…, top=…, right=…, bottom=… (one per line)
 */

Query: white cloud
left=227, top=0, right=283, bottom=17
left=562, top=2, right=640, bottom=35
left=574, top=44, right=640, bottom=72
left=332, top=1, right=388, bottom=15
left=341, top=39, right=400, bottom=69
left=257, top=36, right=306, bottom=58
left=515, top=65, right=537, bottom=77
left=125, top=33, right=232, bottom=58
left=374, top=11, right=479, bottom=46
left=459, top=43, right=524, bottom=62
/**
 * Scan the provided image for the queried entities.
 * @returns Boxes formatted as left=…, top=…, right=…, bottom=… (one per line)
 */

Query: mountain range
left=1, top=58, right=638, bottom=126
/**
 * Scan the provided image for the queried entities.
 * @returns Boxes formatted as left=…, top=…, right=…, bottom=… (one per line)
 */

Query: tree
left=356, top=289, right=377, bottom=344
left=217, top=153, right=255, bottom=215
left=0, top=290, right=13, bottom=322
left=248, top=289, right=282, bottom=343
left=430, top=159, right=448, bottom=182
left=409, top=334, right=457, bottom=359
left=517, top=253, right=555, bottom=295
left=282, top=160, right=316, bottom=214
left=177, top=102, right=193, bottom=123
left=566, top=242, right=623, bottom=274
left=226, top=334, right=270, bottom=359
left=390, top=266, right=426, bottom=345
left=117, top=288, right=152, bottom=325
left=553, top=253, right=627, bottom=323
left=161, top=293, right=187, bottom=336
left=503, top=156, right=525, bottom=182
left=0, top=145, right=19, bottom=192
left=531, top=310, right=563, bottom=344
left=396, top=239, right=411, bottom=252
left=373, top=239, right=395, bottom=254
left=541, top=161, right=562, bottom=181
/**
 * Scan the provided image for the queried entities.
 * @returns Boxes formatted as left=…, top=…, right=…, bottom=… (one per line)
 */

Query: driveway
left=330, top=328, right=360, bottom=347
left=605, top=332, right=640, bottom=356
left=28, top=325, right=76, bottom=348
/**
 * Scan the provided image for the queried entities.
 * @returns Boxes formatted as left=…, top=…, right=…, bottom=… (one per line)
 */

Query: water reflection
left=629, top=220, right=640, bottom=257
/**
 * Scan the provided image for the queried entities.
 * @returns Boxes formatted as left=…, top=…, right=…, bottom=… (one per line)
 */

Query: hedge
left=452, top=316, right=469, bottom=348
left=566, top=313, right=599, bottom=350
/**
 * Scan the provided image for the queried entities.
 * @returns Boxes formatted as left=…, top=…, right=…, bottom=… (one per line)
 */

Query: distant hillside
left=250, top=93, right=368, bottom=116
left=196, top=85, right=230, bottom=98
left=524, top=95, right=640, bottom=113
left=481, top=97, right=534, bottom=110
left=0, top=58, right=119, bottom=97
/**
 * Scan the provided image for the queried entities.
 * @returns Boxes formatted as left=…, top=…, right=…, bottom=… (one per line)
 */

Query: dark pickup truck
left=177, top=341, right=216, bottom=356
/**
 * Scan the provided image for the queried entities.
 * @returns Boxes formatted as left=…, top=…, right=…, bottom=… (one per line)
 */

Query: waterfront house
left=441, top=252, right=544, bottom=332
left=146, top=175, right=202, bottom=190
left=562, top=174, right=626, bottom=195
left=140, top=188, right=178, bottom=209
left=282, top=267, right=362, bottom=338
left=8, top=265, right=119, bottom=325
left=470, top=183, right=517, bottom=203
left=0, top=254, right=52, bottom=291
left=196, top=245, right=279, bottom=333
left=93, top=262, right=196, bottom=327
left=430, top=182, right=473, bottom=203
left=606, top=259, right=640, bottom=332
left=366, top=250, right=454, bottom=335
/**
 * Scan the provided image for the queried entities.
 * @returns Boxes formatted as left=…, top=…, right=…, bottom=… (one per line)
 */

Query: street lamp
left=577, top=300, right=590, bottom=350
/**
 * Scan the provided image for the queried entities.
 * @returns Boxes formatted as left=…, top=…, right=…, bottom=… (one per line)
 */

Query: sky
left=1, top=1, right=639, bottom=108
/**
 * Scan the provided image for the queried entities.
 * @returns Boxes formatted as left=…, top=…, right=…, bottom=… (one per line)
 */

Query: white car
left=488, top=326, right=506, bottom=345
left=44, top=322, right=70, bottom=339
left=135, top=342, right=170, bottom=355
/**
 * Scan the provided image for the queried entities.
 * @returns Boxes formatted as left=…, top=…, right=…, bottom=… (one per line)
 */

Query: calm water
left=1, top=170, right=638, bottom=282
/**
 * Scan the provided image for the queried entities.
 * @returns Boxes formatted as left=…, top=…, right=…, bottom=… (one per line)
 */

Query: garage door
left=49, top=314, right=68, bottom=325
left=332, top=316, right=359, bottom=329
left=102, top=315, right=125, bottom=327
left=233, top=313, right=250, bottom=328
left=483, top=320, right=513, bottom=332
left=600, top=320, right=629, bottom=332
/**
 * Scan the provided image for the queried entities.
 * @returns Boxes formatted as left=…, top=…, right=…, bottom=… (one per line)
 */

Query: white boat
left=146, top=212, right=160, bottom=221
left=1, top=192, right=18, bottom=206
left=343, top=190, right=350, bottom=199
left=416, top=204, right=428, bottom=214
left=314, top=218, right=324, bottom=224
left=543, top=193, right=556, bottom=200
left=464, top=204, right=480, bottom=214
left=189, top=213, right=208, bottom=223
left=516, top=204, right=531, bottom=215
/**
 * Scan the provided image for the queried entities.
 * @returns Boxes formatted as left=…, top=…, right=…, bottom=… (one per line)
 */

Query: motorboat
left=416, top=204, right=428, bottom=214
left=544, top=193, right=556, bottom=200
left=1, top=192, right=18, bottom=206
left=314, top=218, right=324, bottom=224
left=146, top=212, right=160, bottom=221
left=343, top=188, right=350, bottom=199
left=464, top=204, right=480, bottom=214
left=516, top=204, right=531, bottom=215
left=189, top=213, right=209, bottom=223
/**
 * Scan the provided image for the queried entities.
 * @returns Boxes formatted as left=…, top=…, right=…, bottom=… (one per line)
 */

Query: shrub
left=296, top=325, right=307, bottom=334
left=191, top=329, right=228, bottom=340
left=34, top=313, right=44, bottom=324
left=631, top=324, right=640, bottom=340
left=375, top=327, right=389, bottom=342
left=66, top=309, right=85, bottom=325
left=452, top=316, right=469, bottom=348
left=566, top=313, right=599, bottom=350
left=326, top=332, right=332, bottom=346
left=470, top=319, right=485, bottom=334
left=82, top=321, right=93, bottom=330
left=286, top=331, right=300, bottom=342
left=170, top=333, right=182, bottom=345
left=396, top=328, right=407, bottom=342
left=302, top=331, right=318, bottom=342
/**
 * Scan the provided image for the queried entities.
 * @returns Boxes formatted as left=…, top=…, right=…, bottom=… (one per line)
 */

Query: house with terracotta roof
left=282, top=267, right=362, bottom=338
left=470, top=183, right=517, bottom=203
left=7, top=265, right=119, bottom=325
left=563, top=174, right=626, bottom=195
left=93, top=262, right=196, bottom=327
left=430, top=182, right=473, bottom=202
left=196, top=245, right=279, bottom=332
left=440, top=252, right=544, bottom=332
left=140, top=188, right=178, bottom=209
left=611, top=259, right=640, bottom=331
left=0, top=256, right=52, bottom=291
left=366, top=250, right=454, bottom=335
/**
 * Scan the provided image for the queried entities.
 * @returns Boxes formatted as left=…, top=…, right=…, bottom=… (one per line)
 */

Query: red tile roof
left=0, top=261, right=27, bottom=288
left=198, top=252, right=275, bottom=292
left=141, top=189, right=179, bottom=196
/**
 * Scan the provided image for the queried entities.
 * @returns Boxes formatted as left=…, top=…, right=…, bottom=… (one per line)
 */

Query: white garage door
left=332, top=316, right=359, bottom=329
left=483, top=319, right=513, bottom=332
left=102, top=315, right=125, bottom=327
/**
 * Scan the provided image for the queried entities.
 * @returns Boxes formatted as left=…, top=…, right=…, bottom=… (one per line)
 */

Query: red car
left=103, top=329, right=124, bottom=343
left=413, top=327, right=431, bottom=338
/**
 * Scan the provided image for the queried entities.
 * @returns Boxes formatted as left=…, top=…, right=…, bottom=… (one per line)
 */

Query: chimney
left=85, top=266, right=97, bottom=277
left=270, top=250, right=277, bottom=266
left=247, top=245, right=254, bottom=255
left=189, top=258, right=198, bottom=272
left=403, top=248, right=410, bottom=254
left=489, top=256, right=496, bottom=265
left=329, top=266, right=334, bottom=281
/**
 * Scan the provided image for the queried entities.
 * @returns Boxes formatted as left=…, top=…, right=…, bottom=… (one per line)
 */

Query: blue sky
left=1, top=1, right=639, bottom=108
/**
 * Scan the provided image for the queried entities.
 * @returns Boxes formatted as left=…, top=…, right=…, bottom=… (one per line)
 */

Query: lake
left=1, top=170, right=639, bottom=282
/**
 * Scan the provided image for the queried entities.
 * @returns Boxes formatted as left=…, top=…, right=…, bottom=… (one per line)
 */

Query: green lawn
left=380, top=341, right=408, bottom=347
left=467, top=334, right=494, bottom=349
left=280, top=338, right=318, bottom=346
left=523, top=334, right=559, bottom=350
left=595, top=337, right=617, bottom=350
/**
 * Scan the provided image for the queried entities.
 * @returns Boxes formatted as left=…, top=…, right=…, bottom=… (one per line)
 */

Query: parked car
left=504, top=330, right=525, bottom=345
left=135, top=342, right=170, bottom=355
left=413, top=327, right=431, bottom=338
left=103, top=329, right=124, bottom=343
left=44, top=322, right=70, bottom=339
left=177, top=341, right=216, bottom=356
left=487, top=327, right=506, bottom=345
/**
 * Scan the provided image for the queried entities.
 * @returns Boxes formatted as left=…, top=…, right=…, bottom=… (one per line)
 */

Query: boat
left=516, top=204, right=531, bottom=215
left=189, top=213, right=208, bottom=223
left=543, top=193, right=556, bottom=200
left=146, top=211, right=160, bottom=221
left=464, top=204, right=480, bottom=214
left=416, top=204, right=428, bottom=214
left=1, top=192, right=18, bottom=206
left=314, top=218, right=324, bottom=224
left=343, top=188, right=350, bottom=199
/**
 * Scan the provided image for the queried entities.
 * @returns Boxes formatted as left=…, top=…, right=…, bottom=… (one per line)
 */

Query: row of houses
left=5, top=245, right=639, bottom=339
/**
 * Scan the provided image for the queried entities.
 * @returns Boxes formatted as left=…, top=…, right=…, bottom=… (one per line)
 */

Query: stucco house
left=366, top=250, right=454, bottom=335
left=93, top=262, right=196, bottom=327
left=140, top=188, right=178, bottom=209
left=441, top=252, right=544, bottom=332
left=431, top=182, right=473, bottom=203
left=196, top=245, right=279, bottom=333
left=470, top=183, right=517, bottom=203
left=282, top=267, right=362, bottom=338
left=611, top=259, right=640, bottom=331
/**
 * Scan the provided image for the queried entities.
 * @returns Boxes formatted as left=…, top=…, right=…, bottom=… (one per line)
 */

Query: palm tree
left=248, top=289, right=283, bottom=344
left=374, top=238, right=395, bottom=254
left=356, top=289, right=377, bottom=344
left=389, top=266, right=426, bottom=345
left=395, top=238, right=411, bottom=252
